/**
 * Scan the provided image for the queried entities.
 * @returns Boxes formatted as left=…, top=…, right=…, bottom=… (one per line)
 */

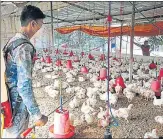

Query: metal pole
left=107, top=1, right=111, bottom=97
left=126, top=35, right=128, bottom=55
left=50, top=2, right=54, bottom=52
left=129, top=2, right=135, bottom=83
left=119, top=21, right=123, bottom=55
left=104, top=2, right=112, bottom=139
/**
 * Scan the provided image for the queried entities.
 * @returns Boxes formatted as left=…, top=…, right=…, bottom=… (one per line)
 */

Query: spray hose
left=107, top=91, right=119, bottom=128
left=1, top=113, right=4, bottom=137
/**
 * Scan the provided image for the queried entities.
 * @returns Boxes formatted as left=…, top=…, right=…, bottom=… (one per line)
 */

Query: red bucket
left=56, top=59, right=62, bottom=66
left=81, top=52, right=84, bottom=57
left=99, top=68, right=107, bottom=80
left=115, top=76, right=126, bottom=88
left=81, top=66, right=88, bottom=74
left=66, top=60, right=73, bottom=69
left=88, top=54, right=94, bottom=60
left=49, top=109, right=75, bottom=138
left=41, top=57, right=45, bottom=63
left=56, top=49, right=59, bottom=55
left=63, top=49, right=68, bottom=55
left=100, top=54, right=106, bottom=61
left=151, top=80, right=161, bottom=95
left=158, top=68, right=163, bottom=80
left=46, top=56, right=52, bottom=63
left=69, top=51, right=74, bottom=57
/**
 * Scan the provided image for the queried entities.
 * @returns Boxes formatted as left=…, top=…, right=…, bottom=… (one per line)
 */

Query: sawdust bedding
left=27, top=71, right=163, bottom=138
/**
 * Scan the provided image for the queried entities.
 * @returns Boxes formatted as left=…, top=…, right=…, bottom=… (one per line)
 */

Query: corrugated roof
left=1, top=1, right=163, bottom=28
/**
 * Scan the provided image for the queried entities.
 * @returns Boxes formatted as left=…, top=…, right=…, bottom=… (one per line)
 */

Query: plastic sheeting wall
left=1, top=16, right=52, bottom=49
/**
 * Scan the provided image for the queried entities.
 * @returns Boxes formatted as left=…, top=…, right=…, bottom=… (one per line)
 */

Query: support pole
left=104, top=1, right=112, bottom=139
left=129, top=2, right=135, bottom=83
left=50, top=2, right=54, bottom=51
left=119, top=21, right=123, bottom=56
left=126, top=35, right=128, bottom=55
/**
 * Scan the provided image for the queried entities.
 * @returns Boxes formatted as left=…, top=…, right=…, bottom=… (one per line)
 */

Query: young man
left=2, top=5, right=48, bottom=138
left=134, top=40, right=151, bottom=56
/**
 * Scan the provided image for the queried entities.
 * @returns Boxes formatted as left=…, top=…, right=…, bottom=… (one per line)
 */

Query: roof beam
left=62, top=1, right=123, bottom=22
left=113, top=2, right=163, bottom=17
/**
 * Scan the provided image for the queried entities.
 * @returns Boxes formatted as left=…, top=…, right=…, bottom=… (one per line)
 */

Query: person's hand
left=35, top=115, right=48, bottom=126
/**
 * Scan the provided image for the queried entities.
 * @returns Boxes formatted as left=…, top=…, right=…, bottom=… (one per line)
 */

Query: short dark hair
left=20, top=5, right=45, bottom=26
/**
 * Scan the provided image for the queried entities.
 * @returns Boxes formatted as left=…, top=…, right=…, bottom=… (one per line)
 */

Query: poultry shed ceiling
left=1, top=1, right=163, bottom=28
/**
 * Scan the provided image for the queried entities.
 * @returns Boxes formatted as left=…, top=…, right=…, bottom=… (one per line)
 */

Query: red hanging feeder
left=56, top=59, right=63, bottom=66
left=100, top=54, right=106, bottom=61
left=55, top=49, right=60, bottom=55
left=61, top=43, right=68, bottom=48
left=81, top=52, right=84, bottom=57
left=107, top=15, right=112, bottom=22
left=115, top=76, right=126, bottom=89
left=43, top=48, right=48, bottom=53
left=158, top=68, right=163, bottom=80
left=33, top=54, right=39, bottom=62
left=88, top=53, right=94, bottom=60
left=81, top=66, right=88, bottom=74
left=149, top=61, right=157, bottom=69
left=69, top=51, right=74, bottom=57
left=66, top=60, right=73, bottom=69
left=46, top=56, right=52, bottom=64
left=49, top=109, right=75, bottom=138
left=113, top=57, right=119, bottom=62
left=151, top=79, right=161, bottom=97
left=63, top=49, right=68, bottom=55
left=98, top=68, right=107, bottom=80
left=73, top=55, right=80, bottom=62
left=41, top=57, right=46, bottom=63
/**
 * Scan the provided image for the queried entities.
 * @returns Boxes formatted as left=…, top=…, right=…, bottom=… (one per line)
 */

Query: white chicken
left=93, top=81, right=102, bottom=88
left=51, top=74, right=59, bottom=79
left=81, top=100, right=94, bottom=114
left=98, top=115, right=110, bottom=128
left=69, top=96, right=80, bottom=109
left=85, top=113, right=94, bottom=125
left=115, top=104, right=133, bottom=123
left=109, top=93, right=118, bottom=107
left=76, top=87, right=86, bottom=99
left=87, top=87, right=99, bottom=98
left=73, top=115, right=85, bottom=126
left=66, top=72, right=73, bottom=78
left=143, top=90, right=155, bottom=101
left=66, top=86, right=75, bottom=94
left=67, top=77, right=75, bottom=83
left=87, top=95, right=97, bottom=108
left=144, top=129, right=158, bottom=139
left=123, top=88, right=135, bottom=102
left=47, top=88, right=59, bottom=98
left=115, top=84, right=123, bottom=96
left=32, top=81, right=41, bottom=88
left=153, top=96, right=163, bottom=108
left=97, top=107, right=106, bottom=119
left=99, top=92, right=108, bottom=101
left=155, top=116, right=163, bottom=125
left=78, top=76, right=85, bottom=82
left=41, top=68, right=48, bottom=73
left=46, top=67, right=53, bottom=72
left=44, top=74, right=52, bottom=79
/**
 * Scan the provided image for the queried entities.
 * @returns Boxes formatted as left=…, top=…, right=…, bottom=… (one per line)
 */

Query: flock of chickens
left=32, top=51, right=163, bottom=138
